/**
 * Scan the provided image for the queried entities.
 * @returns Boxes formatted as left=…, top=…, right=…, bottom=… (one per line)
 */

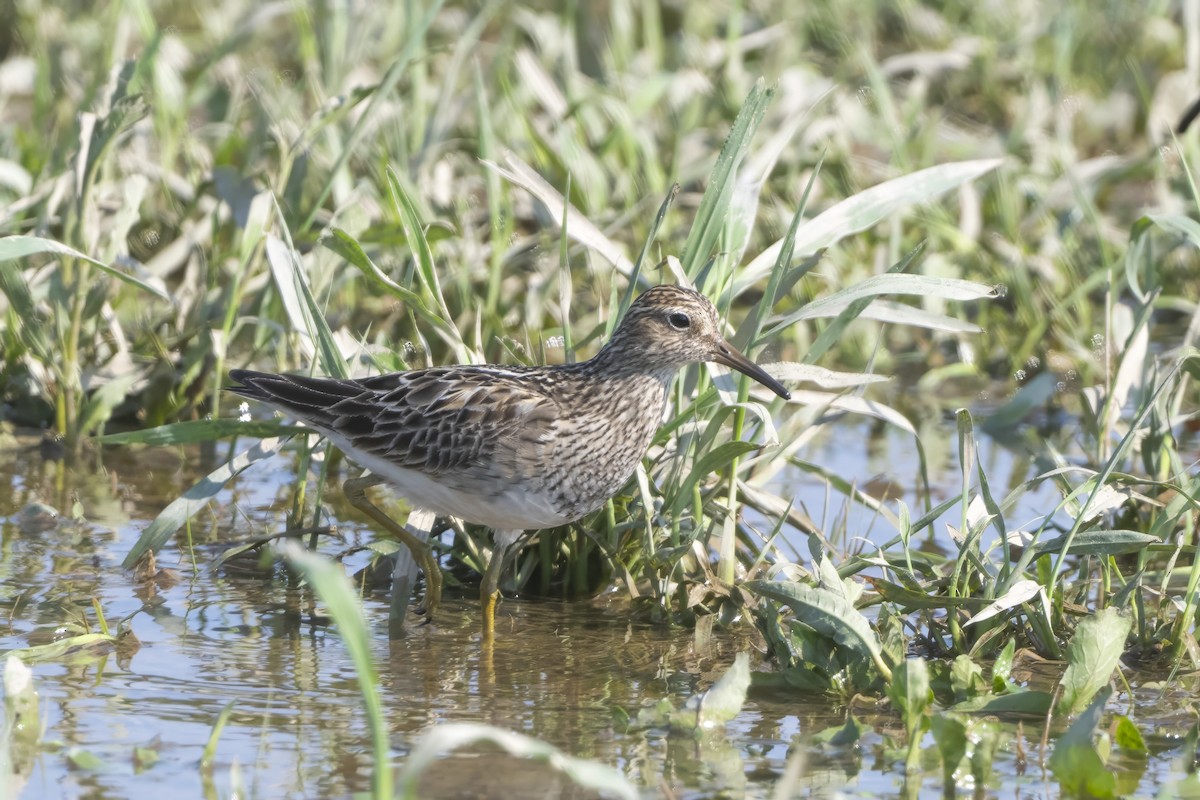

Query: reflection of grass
left=3, top=1, right=1200, bottom=794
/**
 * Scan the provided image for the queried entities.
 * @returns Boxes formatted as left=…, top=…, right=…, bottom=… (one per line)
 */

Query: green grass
left=3, top=1, right=1200, bottom=795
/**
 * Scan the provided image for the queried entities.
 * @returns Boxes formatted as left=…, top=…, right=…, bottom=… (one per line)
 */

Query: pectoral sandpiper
left=229, top=285, right=790, bottom=641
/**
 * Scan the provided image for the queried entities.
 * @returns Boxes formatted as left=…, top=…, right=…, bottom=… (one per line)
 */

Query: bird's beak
left=711, top=341, right=791, bottom=400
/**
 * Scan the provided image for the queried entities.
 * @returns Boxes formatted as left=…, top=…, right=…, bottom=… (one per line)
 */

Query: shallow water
left=0, top=414, right=1192, bottom=799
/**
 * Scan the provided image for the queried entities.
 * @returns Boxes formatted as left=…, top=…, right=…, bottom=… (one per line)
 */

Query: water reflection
left=0, top=416, right=1190, bottom=799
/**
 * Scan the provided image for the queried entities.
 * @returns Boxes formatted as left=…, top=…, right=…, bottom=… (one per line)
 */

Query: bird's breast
left=539, top=374, right=670, bottom=521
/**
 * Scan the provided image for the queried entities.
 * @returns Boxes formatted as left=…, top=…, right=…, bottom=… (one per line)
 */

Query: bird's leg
left=343, top=474, right=443, bottom=623
left=479, top=529, right=519, bottom=644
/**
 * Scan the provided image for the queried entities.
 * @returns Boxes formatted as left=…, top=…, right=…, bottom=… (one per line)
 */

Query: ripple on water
left=3, top=427, right=1191, bottom=799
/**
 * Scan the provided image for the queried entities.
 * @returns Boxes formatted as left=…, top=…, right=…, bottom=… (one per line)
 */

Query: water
left=0, top=416, right=1190, bottom=799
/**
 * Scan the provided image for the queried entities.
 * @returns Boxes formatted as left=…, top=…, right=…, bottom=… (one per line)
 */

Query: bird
left=228, top=284, right=790, bottom=641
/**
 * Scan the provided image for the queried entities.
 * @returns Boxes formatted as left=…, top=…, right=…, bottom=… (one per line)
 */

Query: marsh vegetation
left=2, top=1, right=1200, bottom=797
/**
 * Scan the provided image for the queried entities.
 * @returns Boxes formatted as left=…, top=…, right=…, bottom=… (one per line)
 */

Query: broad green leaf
left=66, top=748, right=109, bottom=772
left=930, top=714, right=968, bottom=785
left=77, top=373, right=139, bottom=438
left=992, top=639, right=1018, bottom=692
left=748, top=580, right=891, bottom=681
left=1032, top=530, right=1158, bottom=558
left=808, top=715, right=868, bottom=745
left=0, top=256, right=38, bottom=325
left=949, top=655, right=986, bottom=702
left=1181, top=348, right=1200, bottom=382
left=133, top=744, right=160, bottom=772
left=890, top=657, right=931, bottom=773
left=1112, top=715, right=1146, bottom=753
left=888, top=657, right=931, bottom=728
left=82, top=92, right=147, bottom=189
left=815, top=553, right=850, bottom=598
left=626, top=698, right=675, bottom=730
left=693, top=652, right=751, bottom=730
left=1049, top=687, right=1116, bottom=798
left=1145, top=213, right=1200, bottom=249
left=951, top=690, right=1054, bottom=716
left=1059, top=608, right=1131, bottom=716
left=827, top=715, right=867, bottom=746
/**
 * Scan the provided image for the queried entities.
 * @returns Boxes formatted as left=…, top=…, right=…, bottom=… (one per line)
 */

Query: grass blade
left=264, top=233, right=348, bottom=379
left=0, top=235, right=169, bottom=300
left=482, top=150, right=636, bottom=277
left=122, top=437, right=284, bottom=568
left=680, top=78, right=774, bottom=287
left=99, top=419, right=297, bottom=446
left=768, top=272, right=999, bottom=338
left=736, top=158, right=1004, bottom=296
left=297, top=0, right=444, bottom=232
left=281, top=543, right=391, bottom=800
left=319, top=227, right=447, bottom=327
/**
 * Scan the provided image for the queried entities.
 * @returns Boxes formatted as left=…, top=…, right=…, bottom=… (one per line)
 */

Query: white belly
left=326, top=433, right=572, bottom=530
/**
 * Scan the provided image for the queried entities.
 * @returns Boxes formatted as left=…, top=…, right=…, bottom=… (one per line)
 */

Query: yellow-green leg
left=344, top=474, right=443, bottom=622
left=479, top=529, right=520, bottom=643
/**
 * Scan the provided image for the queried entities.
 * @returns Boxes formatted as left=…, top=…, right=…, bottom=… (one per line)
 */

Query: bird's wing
left=228, top=368, right=561, bottom=476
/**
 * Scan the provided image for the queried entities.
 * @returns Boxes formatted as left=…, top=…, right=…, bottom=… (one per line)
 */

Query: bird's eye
left=667, top=312, right=691, bottom=330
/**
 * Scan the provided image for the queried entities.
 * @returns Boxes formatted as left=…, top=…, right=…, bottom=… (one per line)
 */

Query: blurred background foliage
left=2, top=0, right=1197, bottom=445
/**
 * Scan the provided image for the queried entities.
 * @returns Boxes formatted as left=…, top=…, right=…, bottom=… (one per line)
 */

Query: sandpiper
left=229, top=285, right=790, bottom=641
